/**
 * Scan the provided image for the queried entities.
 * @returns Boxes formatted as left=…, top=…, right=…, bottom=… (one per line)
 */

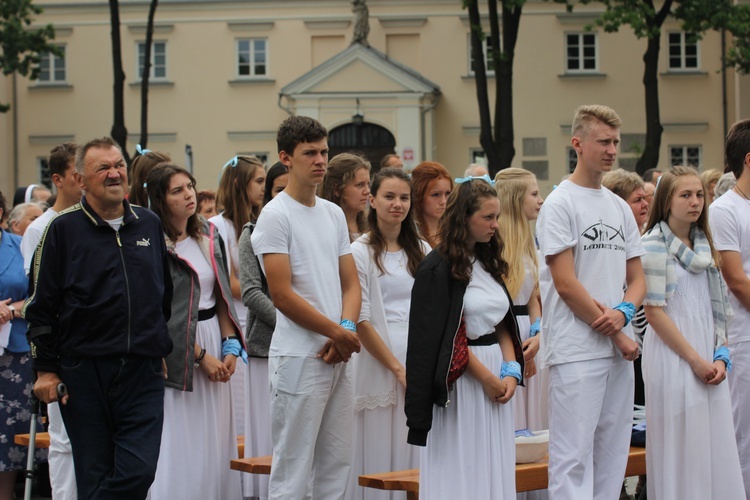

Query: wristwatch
left=8, top=305, right=15, bottom=318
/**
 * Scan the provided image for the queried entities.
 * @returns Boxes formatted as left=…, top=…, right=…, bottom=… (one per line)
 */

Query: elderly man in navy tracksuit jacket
left=24, top=137, right=173, bottom=499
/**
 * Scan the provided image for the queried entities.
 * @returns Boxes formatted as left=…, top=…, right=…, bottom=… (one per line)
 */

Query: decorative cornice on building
left=227, top=20, right=275, bottom=31
left=304, top=18, right=352, bottom=30
left=126, top=133, right=177, bottom=143
left=280, top=42, right=440, bottom=97
left=29, top=135, right=75, bottom=145
left=127, top=23, right=175, bottom=34
left=227, top=131, right=276, bottom=141
left=555, top=12, right=600, bottom=24
left=660, top=71, right=709, bottom=78
left=663, top=122, right=709, bottom=133
left=557, top=72, right=607, bottom=79
left=376, top=15, right=427, bottom=28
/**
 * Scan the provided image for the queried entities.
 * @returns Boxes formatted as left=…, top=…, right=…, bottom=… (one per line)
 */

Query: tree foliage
left=563, top=0, right=750, bottom=173
left=0, top=0, right=59, bottom=112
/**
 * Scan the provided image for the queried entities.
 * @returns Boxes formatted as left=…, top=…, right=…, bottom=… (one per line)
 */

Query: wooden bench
left=17, top=432, right=247, bottom=458
left=14, top=432, right=50, bottom=448
left=230, top=446, right=647, bottom=498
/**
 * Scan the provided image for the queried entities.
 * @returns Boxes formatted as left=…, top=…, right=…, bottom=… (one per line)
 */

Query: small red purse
left=446, top=316, right=469, bottom=390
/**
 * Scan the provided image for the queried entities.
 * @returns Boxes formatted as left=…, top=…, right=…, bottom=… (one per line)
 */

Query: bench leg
left=407, top=488, right=418, bottom=500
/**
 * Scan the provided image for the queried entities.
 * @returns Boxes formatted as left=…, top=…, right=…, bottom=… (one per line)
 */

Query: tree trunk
left=635, top=0, right=672, bottom=175
left=494, top=1, right=521, bottom=175
left=140, top=0, right=159, bottom=149
left=466, top=0, right=501, bottom=171
left=635, top=29, right=663, bottom=174
left=108, top=0, right=131, bottom=165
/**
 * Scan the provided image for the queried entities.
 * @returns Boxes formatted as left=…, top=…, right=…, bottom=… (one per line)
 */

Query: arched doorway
left=328, top=122, right=396, bottom=174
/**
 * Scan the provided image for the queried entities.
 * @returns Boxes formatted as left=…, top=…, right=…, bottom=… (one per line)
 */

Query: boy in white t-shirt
left=537, top=105, right=645, bottom=500
left=251, top=116, right=361, bottom=500
left=710, top=118, right=750, bottom=498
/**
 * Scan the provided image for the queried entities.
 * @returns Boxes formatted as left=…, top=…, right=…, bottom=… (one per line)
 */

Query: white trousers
left=268, top=356, right=353, bottom=500
left=47, top=402, right=77, bottom=500
left=547, top=356, right=633, bottom=500
left=730, top=341, right=750, bottom=499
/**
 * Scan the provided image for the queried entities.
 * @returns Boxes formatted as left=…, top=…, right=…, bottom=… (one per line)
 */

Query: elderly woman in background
left=700, top=169, right=723, bottom=206
left=0, top=190, right=43, bottom=500
left=7, top=202, right=44, bottom=237
left=715, top=172, right=737, bottom=200
left=602, top=169, right=650, bottom=231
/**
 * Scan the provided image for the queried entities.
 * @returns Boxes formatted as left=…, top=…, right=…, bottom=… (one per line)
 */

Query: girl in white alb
left=641, top=167, right=745, bottom=499
left=211, top=155, right=266, bottom=443
left=347, top=168, right=429, bottom=499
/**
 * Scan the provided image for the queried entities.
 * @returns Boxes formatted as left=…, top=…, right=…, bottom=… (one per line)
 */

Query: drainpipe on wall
left=721, top=28, right=728, bottom=144
left=12, top=72, right=19, bottom=189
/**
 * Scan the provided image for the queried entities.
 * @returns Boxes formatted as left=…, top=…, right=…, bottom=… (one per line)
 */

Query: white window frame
left=38, top=157, right=52, bottom=189
left=38, top=45, right=66, bottom=84
left=137, top=40, right=167, bottom=81
left=668, top=32, right=699, bottom=71
left=565, top=32, right=598, bottom=73
left=236, top=38, right=269, bottom=78
left=470, top=148, right=487, bottom=165
left=669, top=145, right=702, bottom=168
left=468, top=34, right=496, bottom=76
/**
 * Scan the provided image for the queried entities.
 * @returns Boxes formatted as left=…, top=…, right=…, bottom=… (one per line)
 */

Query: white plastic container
left=515, top=429, right=549, bottom=464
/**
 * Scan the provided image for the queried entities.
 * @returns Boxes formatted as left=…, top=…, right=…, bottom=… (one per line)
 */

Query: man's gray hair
left=75, top=137, right=123, bottom=174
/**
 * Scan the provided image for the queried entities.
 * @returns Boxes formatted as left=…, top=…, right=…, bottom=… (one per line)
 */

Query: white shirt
left=378, top=250, right=415, bottom=323
left=709, top=189, right=750, bottom=343
left=251, top=192, right=351, bottom=357
left=175, top=236, right=216, bottom=310
left=537, top=180, right=645, bottom=366
left=20, top=208, right=57, bottom=275
left=463, top=260, right=509, bottom=339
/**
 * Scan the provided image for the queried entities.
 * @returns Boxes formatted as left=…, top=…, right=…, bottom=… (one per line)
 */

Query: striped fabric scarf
left=641, top=220, right=732, bottom=348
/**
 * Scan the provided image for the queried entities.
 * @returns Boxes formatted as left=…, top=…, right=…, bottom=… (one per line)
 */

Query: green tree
left=565, top=0, right=750, bottom=174
left=463, top=0, right=524, bottom=177
left=0, top=0, right=59, bottom=112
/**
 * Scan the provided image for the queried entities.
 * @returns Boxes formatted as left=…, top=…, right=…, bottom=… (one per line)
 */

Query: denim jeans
left=58, top=355, right=165, bottom=500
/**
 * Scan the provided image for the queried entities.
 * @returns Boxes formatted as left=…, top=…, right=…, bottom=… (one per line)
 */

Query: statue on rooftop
left=352, top=0, right=370, bottom=46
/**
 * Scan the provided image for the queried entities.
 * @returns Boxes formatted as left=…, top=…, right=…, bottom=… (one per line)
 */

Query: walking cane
left=23, top=383, right=66, bottom=500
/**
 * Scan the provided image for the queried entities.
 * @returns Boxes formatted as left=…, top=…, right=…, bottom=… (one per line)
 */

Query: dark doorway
left=328, top=122, right=396, bottom=175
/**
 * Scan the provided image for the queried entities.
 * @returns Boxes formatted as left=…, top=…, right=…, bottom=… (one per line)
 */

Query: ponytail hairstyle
left=495, top=168, right=539, bottom=299
left=217, top=155, right=265, bottom=237
left=129, top=149, right=171, bottom=206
